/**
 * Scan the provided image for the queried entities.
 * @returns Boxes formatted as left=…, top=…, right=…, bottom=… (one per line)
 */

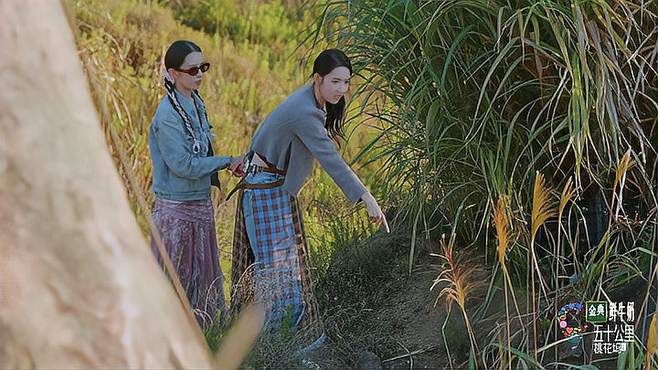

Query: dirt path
left=377, top=267, right=449, bottom=369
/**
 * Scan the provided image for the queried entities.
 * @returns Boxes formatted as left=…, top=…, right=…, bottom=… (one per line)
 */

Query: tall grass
left=646, top=314, right=656, bottom=370
left=494, top=195, right=513, bottom=369
left=554, top=176, right=575, bottom=365
left=432, top=232, right=480, bottom=367
left=316, top=0, right=658, bottom=367
left=529, top=172, right=556, bottom=359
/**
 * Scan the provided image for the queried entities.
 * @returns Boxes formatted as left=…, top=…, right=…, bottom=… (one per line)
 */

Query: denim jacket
left=148, top=90, right=230, bottom=201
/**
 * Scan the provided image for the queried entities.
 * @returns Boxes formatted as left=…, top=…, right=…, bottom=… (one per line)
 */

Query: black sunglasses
left=175, top=62, right=210, bottom=76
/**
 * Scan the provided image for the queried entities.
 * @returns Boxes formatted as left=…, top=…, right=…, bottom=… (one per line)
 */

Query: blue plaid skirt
left=230, top=172, right=324, bottom=348
left=242, top=172, right=304, bottom=327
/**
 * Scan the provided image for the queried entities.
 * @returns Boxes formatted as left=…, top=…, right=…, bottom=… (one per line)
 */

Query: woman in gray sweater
left=230, top=49, right=388, bottom=349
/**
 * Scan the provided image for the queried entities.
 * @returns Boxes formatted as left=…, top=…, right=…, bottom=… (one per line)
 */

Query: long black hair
left=162, top=40, right=207, bottom=154
left=312, top=49, right=352, bottom=141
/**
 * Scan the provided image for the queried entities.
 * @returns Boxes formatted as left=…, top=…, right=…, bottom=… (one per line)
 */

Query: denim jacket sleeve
left=153, top=116, right=231, bottom=179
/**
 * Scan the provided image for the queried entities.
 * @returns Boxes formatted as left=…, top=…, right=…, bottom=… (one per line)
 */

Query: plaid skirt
left=151, top=197, right=227, bottom=328
left=230, top=184, right=323, bottom=348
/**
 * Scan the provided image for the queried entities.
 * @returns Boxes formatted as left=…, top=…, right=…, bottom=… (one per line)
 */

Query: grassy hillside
left=65, top=0, right=382, bottom=310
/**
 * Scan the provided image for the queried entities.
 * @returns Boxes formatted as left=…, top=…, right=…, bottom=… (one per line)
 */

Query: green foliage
left=167, top=0, right=305, bottom=47
left=202, top=314, right=226, bottom=353
left=317, top=0, right=658, bottom=368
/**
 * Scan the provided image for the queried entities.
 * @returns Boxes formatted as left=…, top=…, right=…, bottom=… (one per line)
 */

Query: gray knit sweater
left=249, top=84, right=367, bottom=203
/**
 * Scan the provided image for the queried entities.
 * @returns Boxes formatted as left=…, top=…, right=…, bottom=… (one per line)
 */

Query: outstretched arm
left=290, top=118, right=367, bottom=203
left=291, top=118, right=389, bottom=232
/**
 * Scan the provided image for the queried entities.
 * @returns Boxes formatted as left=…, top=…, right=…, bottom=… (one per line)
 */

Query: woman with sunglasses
left=229, top=49, right=388, bottom=350
left=148, top=40, right=241, bottom=328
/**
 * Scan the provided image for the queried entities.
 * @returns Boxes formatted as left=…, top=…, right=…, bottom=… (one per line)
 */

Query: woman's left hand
left=361, top=192, right=390, bottom=233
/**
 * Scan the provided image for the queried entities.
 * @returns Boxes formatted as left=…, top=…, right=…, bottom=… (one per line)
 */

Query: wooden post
left=0, top=1, right=213, bottom=368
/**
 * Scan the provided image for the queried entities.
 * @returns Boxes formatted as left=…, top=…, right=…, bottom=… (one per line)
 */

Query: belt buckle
left=245, top=163, right=262, bottom=175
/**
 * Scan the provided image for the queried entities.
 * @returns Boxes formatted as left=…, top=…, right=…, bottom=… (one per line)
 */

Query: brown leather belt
left=225, top=164, right=287, bottom=201
left=246, top=165, right=287, bottom=176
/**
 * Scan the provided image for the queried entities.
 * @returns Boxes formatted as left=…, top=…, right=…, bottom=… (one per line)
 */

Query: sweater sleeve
left=153, top=116, right=231, bottom=179
left=290, top=115, right=368, bottom=203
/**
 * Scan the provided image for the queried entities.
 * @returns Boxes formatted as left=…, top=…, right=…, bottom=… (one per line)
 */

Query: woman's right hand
left=361, top=192, right=390, bottom=233
left=229, top=155, right=244, bottom=177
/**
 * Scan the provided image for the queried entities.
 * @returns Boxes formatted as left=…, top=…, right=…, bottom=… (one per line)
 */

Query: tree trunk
left=0, top=1, right=213, bottom=368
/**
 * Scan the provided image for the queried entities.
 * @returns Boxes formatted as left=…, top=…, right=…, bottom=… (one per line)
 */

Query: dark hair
left=312, top=49, right=352, bottom=141
left=164, top=40, right=201, bottom=70
left=162, top=40, right=207, bottom=154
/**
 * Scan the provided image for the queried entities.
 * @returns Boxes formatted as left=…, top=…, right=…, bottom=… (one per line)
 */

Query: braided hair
left=163, top=40, right=222, bottom=188
left=163, top=40, right=205, bottom=154
left=312, top=49, right=352, bottom=142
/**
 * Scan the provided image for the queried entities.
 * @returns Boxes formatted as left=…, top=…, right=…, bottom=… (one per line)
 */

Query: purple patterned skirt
left=150, top=197, right=227, bottom=328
